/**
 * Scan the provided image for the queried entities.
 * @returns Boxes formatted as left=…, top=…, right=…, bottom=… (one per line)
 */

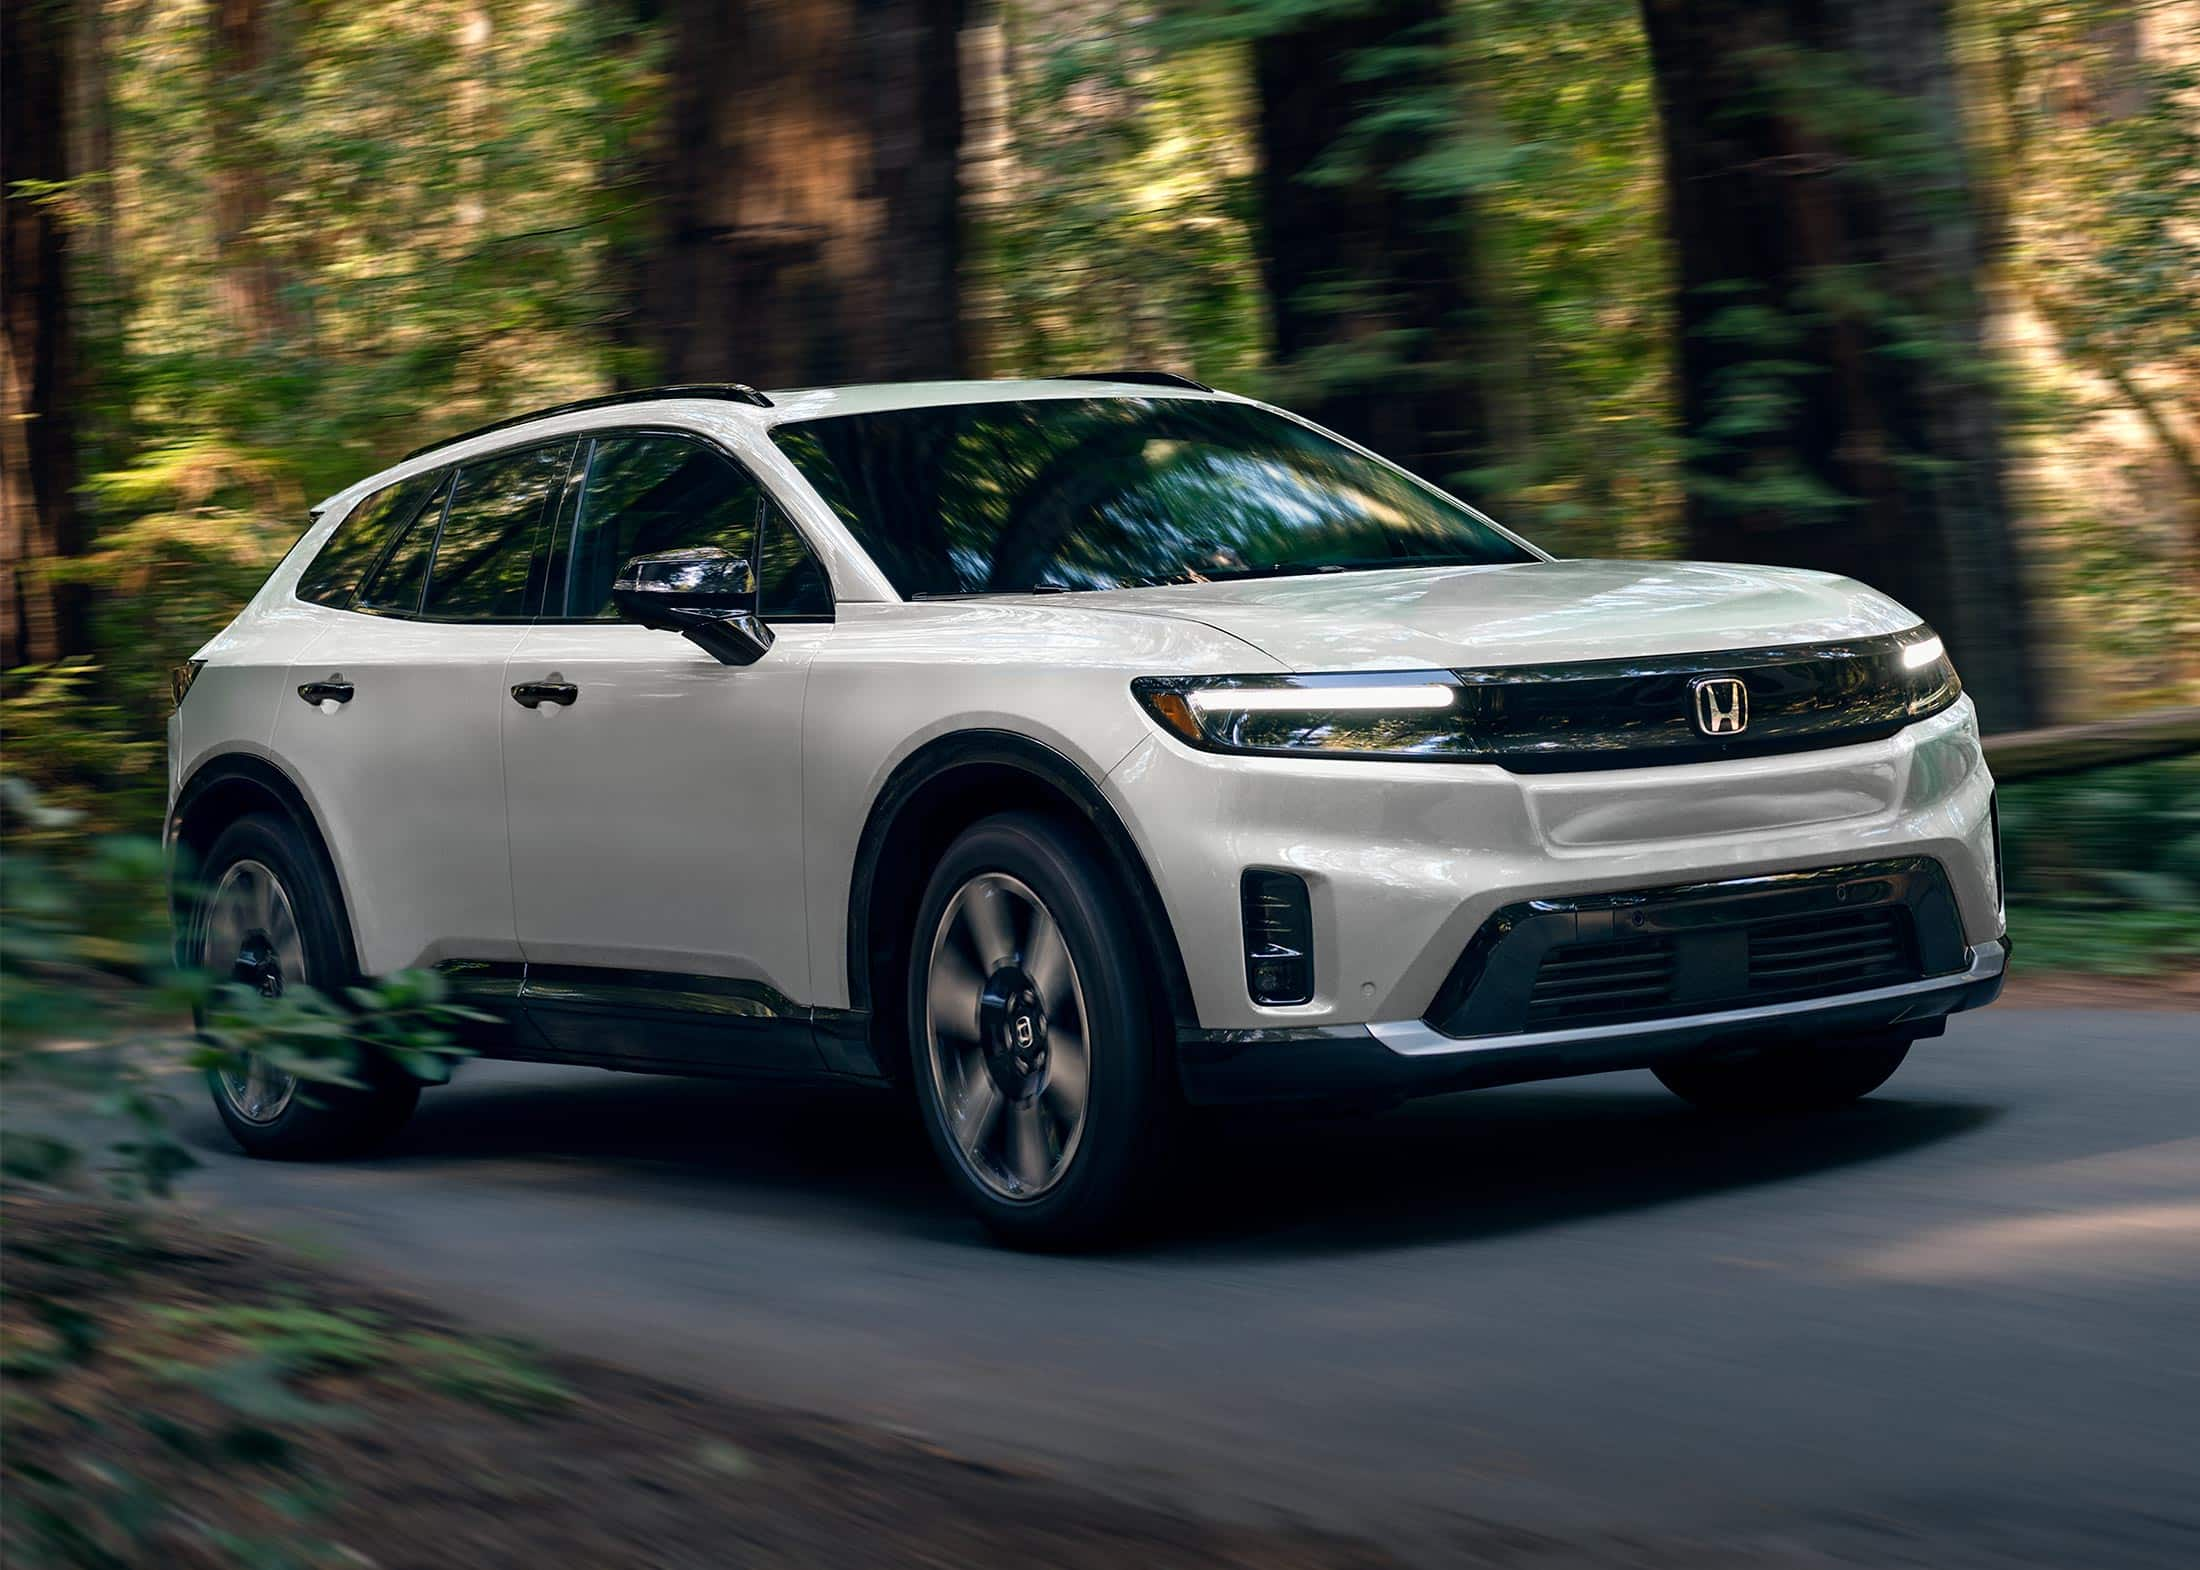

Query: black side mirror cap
left=611, top=549, right=775, bottom=667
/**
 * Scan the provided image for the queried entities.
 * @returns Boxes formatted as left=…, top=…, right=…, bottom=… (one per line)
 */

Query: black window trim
left=532, top=423, right=837, bottom=627
left=301, top=423, right=837, bottom=627
left=350, top=468, right=456, bottom=619
left=294, top=466, right=447, bottom=613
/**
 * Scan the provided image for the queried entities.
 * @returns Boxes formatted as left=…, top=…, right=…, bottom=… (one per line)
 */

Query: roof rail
left=1056, top=369, right=1214, bottom=393
left=400, top=383, right=774, bottom=462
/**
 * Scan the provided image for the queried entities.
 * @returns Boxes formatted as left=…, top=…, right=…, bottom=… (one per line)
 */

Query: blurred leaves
left=2001, top=755, right=2200, bottom=974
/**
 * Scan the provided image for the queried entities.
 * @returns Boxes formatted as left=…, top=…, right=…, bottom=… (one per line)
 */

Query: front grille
left=1525, top=937, right=1676, bottom=1027
left=1423, top=858, right=1968, bottom=1041
left=1747, top=907, right=1916, bottom=1001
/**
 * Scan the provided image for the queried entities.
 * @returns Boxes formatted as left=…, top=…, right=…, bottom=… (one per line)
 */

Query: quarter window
left=759, top=498, right=833, bottom=618
left=298, top=470, right=441, bottom=608
left=421, top=441, right=572, bottom=621
left=355, top=472, right=452, bottom=615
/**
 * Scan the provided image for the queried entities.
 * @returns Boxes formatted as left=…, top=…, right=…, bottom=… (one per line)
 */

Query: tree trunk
left=2, top=0, right=88, bottom=669
left=208, top=0, right=288, bottom=344
left=634, top=0, right=967, bottom=388
left=1250, top=0, right=1496, bottom=491
left=1639, top=0, right=2045, bottom=730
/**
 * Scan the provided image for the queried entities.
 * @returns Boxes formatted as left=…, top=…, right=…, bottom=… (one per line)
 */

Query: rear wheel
left=194, top=813, right=419, bottom=1158
left=1653, top=1033, right=1912, bottom=1115
left=908, top=812, right=1172, bottom=1248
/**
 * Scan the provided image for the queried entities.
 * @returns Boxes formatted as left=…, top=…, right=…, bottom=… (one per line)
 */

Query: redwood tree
left=1251, top=0, right=1497, bottom=490
left=1639, top=0, right=2044, bottom=729
left=633, top=0, right=968, bottom=387
left=2, top=0, right=87, bottom=669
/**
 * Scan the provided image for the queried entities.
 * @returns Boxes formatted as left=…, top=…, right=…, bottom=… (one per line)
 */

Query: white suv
left=169, top=375, right=2007, bottom=1244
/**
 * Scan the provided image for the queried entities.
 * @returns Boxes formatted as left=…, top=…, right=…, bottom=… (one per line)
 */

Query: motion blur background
left=1, top=3, right=2196, bottom=1565
left=3, top=0, right=2197, bottom=954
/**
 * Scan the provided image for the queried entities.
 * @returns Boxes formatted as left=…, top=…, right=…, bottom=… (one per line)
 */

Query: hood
left=1072, top=559, right=1921, bottom=671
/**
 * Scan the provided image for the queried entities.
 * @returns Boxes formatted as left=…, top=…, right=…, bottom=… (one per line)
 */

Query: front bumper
left=1178, top=936, right=2006, bottom=1105
left=1106, top=696, right=2002, bottom=1034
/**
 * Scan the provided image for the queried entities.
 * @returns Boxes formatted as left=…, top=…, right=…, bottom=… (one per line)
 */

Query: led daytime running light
left=1901, top=634, right=1946, bottom=671
left=1186, top=683, right=1455, bottom=714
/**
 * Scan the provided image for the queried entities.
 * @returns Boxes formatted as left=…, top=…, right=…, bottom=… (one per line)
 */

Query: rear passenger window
left=422, top=441, right=572, bottom=621
left=356, top=472, right=452, bottom=615
left=560, top=435, right=763, bottom=619
left=298, top=470, right=440, bottom=608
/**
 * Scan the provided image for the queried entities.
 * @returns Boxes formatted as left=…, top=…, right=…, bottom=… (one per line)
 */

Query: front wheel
left=1653, top=1033, right=1912, bottom=1115
left=908, top=813, right=1172, bottom=1248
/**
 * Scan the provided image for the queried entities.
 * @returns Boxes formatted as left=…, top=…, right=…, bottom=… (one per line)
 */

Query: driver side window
left=559, top=434, right=761, bottom=621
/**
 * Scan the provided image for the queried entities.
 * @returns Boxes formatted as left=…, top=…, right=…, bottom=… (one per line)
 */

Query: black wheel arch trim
left=845, top=730, right=1199, bottom=1070
left=168, top=751, right=363, bottom=977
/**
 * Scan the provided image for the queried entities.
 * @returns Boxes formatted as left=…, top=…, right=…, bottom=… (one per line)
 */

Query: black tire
left=906, top=812, right=1173, bottom=1248
left=1653, top=1033, right=1912, bottom=1115
left=192, top=812, right=419, bottom=1158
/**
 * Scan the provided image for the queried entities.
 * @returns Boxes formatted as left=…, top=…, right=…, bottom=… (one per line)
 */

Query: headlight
left=1131, top=671, right=1476, bottom=759
left=1894, top=625, right=1961, bottom=715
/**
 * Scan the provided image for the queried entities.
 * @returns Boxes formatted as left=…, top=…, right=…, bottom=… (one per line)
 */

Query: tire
left=191, top=812, right=419, bottom=1158
left=1653, top=1033, right=1912, bottom=1115
left=906, top=811, right=1173, bottom=1248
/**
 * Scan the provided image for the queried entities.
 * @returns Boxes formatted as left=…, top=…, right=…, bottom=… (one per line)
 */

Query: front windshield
left=770, top=397, right=1536, bottom=598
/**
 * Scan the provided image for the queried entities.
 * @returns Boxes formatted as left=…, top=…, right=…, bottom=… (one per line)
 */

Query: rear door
left=500, top=430, right=833, bottom=1070
left=273, top=440, right=572, bottom=977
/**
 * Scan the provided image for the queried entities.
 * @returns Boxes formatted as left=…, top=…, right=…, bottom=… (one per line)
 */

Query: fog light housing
left=1241, top=870, right=1314, bottom=1005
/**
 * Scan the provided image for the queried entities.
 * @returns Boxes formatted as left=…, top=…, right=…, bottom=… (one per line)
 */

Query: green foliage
left=0, top=784, right=480, bottom=1198
left=1999, top=755, right=2200, bottom=973
left=972, top=4, right=1271, bottom=380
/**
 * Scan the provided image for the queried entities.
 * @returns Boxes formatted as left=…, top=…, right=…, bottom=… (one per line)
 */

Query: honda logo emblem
left=1690, top=676, right=1749, bottom=736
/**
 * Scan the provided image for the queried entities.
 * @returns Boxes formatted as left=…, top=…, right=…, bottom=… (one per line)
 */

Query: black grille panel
left=1526, top=937, right=1676, bottom=1027
left=1424, top=859, right=1967, bottom=1041
left=1747, top=907, right=1917, bottom=1001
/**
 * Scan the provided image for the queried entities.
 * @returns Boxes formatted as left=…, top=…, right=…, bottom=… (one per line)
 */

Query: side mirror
left=611, top=548, right=774, bottom=667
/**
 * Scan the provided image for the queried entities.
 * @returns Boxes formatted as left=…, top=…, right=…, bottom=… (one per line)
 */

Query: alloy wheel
left=201, top=858, right=303, bottom=1124
left=923, top=873, right=1092, bottom=1200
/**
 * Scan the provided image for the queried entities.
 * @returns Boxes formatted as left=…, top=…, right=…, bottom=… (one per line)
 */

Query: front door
left=500, top=431, right=832, bottom=1070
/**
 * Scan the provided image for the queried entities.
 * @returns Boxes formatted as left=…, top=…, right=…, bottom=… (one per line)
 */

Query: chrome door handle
left=298, top=680, right=354, bottom=705
left=510, top=681, right=578, bottom=709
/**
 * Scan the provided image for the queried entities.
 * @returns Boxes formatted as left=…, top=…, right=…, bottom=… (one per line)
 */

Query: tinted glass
left=422, top=441, right=571, bottom=620
left=298, top=470, right=440, bottom=608
left=356, top=472, right=451, bottom=614
left=759, top=499, right=833, bottom=618
left=561, top=435, right=763, bottom=619
left=770, top=398, right=1535, bottom=598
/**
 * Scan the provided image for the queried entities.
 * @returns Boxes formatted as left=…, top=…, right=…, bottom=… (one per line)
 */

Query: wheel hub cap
left=979, top=967, right=1049, bottom=1099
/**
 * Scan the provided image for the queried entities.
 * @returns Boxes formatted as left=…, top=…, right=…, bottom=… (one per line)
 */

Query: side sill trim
left=1368, top=940, right=2006, bottom=1058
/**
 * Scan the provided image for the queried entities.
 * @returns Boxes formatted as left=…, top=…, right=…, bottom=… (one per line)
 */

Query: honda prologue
left=169, top=375, right=2006, bottom=1243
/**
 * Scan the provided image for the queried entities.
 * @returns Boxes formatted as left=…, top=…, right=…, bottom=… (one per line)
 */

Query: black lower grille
left=1747, top=907, right=1917, bottom=1001
left=1424, top=859, right=1967, bottom=1041
left=1526, top=937, right=1676, bottom=1026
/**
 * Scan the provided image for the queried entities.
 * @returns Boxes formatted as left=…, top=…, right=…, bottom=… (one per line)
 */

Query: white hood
left=1075, top=559, right=1922, bottom=671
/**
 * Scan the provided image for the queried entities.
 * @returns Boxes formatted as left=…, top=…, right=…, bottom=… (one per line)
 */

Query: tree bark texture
left=635, top=0, right=968, bottom=387
left=3, top=0, right=88, bottom=669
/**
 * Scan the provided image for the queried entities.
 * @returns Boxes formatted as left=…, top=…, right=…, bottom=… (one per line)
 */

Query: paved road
left=175, top=1008, right=2199, bottom=1565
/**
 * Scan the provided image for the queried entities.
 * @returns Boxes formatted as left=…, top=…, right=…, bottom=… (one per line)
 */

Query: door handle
left=298, top=680, right=354, bottom=705
left=510, top=680, right=578, bottom=709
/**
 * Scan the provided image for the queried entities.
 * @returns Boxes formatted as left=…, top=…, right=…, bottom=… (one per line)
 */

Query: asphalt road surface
left=175, top=1007, right=2199, bottom=1566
